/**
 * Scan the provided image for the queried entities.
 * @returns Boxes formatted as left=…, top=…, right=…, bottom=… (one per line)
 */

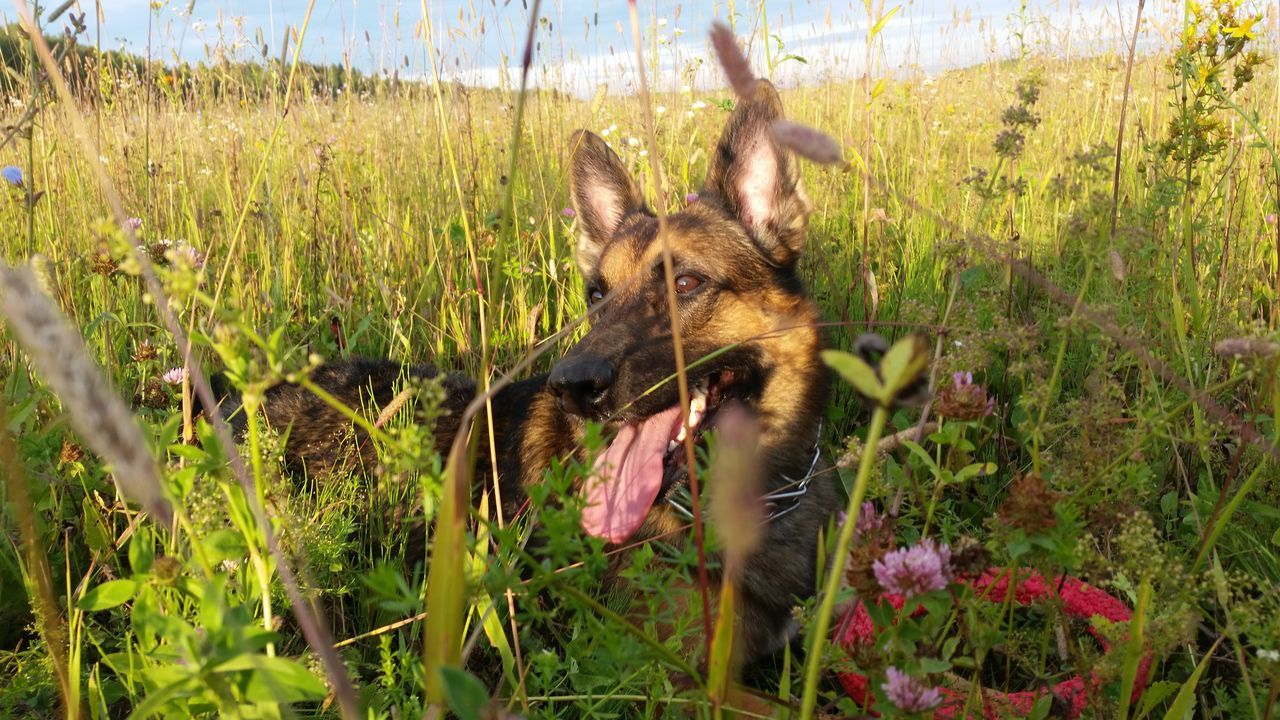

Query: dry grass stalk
left=0, top=402, right=72, bottom=716
left=0, top=261, right=172, bottom=524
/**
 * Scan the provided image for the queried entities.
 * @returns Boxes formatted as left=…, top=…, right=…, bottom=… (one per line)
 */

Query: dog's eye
left=674, top=274, right=703, bottom=294
left=588, top=289, right=605, bottom=305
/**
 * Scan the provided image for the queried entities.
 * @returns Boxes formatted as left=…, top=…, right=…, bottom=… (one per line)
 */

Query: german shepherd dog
left=254, top=81, right=835, bottom=667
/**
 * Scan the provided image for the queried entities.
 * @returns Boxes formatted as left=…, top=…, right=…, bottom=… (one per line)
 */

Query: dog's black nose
left=548, top=356, right=616, bottom=417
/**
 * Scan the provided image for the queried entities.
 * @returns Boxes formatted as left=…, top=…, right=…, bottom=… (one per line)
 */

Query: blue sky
left=10, top=1, right=1174, bottom=94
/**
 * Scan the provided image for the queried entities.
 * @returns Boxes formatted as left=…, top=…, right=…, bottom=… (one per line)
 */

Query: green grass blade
left=1161, top=638, right=1223, bottom=720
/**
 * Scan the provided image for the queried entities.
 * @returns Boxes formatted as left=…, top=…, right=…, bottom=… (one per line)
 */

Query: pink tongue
left=581, top=405, right=685, bottom=543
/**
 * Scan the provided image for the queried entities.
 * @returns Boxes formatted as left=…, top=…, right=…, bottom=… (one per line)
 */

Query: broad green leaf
left=201, top=528, right=249, bottom=565
left=127, top=674, right=196, bottom=720
left=78, top=578, right=140, bottom=611
left=870, top=78, right=888, bottom=100
left=129, top=527, right=154, bottom=575
left=918, top=657, right=951, bottom=673
left=1134, top=680, right=1180, bottom=720
left=82, top=496, right=112, bottom=553
left=821, top=349, right=882, bottom=401
left=878, top=335, right=929, bottom=398
left=439, top=665, right=490, bottom=720
left=216, top=654, right=327, bottom=704
left=1028, top=693, right=1053, bottom=720
left=954, top=462, right=997, bottom=483
left=901, top=440, right=941, bottom=476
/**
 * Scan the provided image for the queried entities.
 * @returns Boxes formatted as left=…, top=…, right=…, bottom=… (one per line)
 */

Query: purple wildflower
left=161, top=367, right=185, bottom=385
left=170, top=241, right=205, bottom=269
left=937, top=370, right=995, bottom=420
left=1267, top=213, right=1277, bottom=226
left=882, top=667, right=943, bottom=713
left=562, top=206, right=577, bottom=218
left=873, top=538, right=952, bottom=598
left=685, top=192, right=700, bottom=204
left=854, top=501, right=886, bottom=538
left=1, top=165, right=23, bottom=188
left=124, top=217, right=144, bottom=231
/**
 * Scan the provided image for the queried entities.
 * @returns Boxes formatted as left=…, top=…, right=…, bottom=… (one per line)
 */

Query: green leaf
left=1006, top=532, right=1031, bottom=559
left=78, top=579, right=140, bottom=611
left=901, top=440, right=941, bottom=476
left=1119, top=582, right=1151, bottom=718
left=821, top=349, right=883, bottom=401
left=1162, top=638, right=1222, bottom=720
left=215, top=654, right=327, bottom=704
left=1134, top=680, right=1180, bottom=720
left=201, top=528, right=249, bottom=565
left=878, top=335, right=929, bottom=398
left=941, top=636, right=960, bottom=661
left=918, top=657, right=951, bottom=673
left=868, top=5, right=902, bottom=38
left=129, top=527, right=154, bottom=575
left=953, top=462, right=996, bottom=483
left=1028, top=693, right=1053, bottom=720
left=127, top=673, right=196, bottom=719
left=439, top=665, right=490, bottom=720
left=82, top=497, right=112, bottom=553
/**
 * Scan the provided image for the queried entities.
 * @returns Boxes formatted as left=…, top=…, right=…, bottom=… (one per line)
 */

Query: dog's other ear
left=702, top=80, right=812, bottom=267
left=568, top=130, right=647, bottom=275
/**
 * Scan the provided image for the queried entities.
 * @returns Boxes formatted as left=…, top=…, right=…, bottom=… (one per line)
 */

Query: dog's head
left=551, top=81, right=827, bottom=543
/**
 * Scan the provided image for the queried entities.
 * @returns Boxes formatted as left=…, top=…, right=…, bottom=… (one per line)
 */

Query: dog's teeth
left=675, top=425, right=687, bottom=444
left=690, top=394, right=707, bottom=416
left=668, top=440, right=679, bottom=453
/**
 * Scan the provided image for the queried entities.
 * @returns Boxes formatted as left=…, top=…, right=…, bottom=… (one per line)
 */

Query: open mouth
left=580, top=370, right=751, bottom=543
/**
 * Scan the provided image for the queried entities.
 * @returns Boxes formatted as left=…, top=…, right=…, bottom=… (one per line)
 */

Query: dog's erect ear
left=568, top=130, right=647, bottom=276
left=701, top=81, right=812, bottom=267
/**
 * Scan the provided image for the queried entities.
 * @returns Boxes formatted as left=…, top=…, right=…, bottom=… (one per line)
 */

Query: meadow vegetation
left=1, top=1, right=1279, bottom=718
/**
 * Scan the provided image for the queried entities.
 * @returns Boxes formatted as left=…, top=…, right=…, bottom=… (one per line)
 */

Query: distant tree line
left=0, top=22, right=392, bottom=103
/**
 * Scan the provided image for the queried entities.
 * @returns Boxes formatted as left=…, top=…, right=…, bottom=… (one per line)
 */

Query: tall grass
left=1, top=0, right=1278, bottom=717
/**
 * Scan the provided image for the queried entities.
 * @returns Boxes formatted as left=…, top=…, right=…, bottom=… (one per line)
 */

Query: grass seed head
left=0, top=261, right=172, bottom=524
left=709, top=405, right=764, bottom=567
left=1215, top=337, right=1279, bottom=361
left=770, top=120, right=845, bottom=165
left=710, top=23, right=757, bottom=100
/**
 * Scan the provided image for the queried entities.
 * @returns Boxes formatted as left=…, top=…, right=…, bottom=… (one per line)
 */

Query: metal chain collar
left=665, top=422, right=824, bottom=524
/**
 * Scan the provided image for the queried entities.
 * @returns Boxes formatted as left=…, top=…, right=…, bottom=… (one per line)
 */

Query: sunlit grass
left=2, top=1, right=1279, bottom=717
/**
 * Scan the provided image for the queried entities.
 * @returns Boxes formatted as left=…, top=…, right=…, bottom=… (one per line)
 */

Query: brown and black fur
left=253, top=81, right=835, bottom=668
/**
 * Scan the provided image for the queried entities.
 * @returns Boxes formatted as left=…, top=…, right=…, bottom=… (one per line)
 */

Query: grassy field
left=2, top=1, right=1279, bottom=718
